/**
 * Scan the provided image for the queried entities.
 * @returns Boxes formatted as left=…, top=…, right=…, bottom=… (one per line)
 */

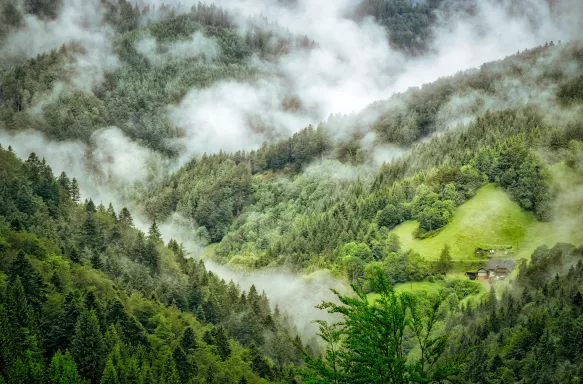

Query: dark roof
left=485, top=259, right=516, bottom=271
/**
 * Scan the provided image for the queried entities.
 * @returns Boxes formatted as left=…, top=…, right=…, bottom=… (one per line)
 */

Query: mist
left=167, top=0, right=583, bottom=157
left=1, top=0, right=583, bottom=337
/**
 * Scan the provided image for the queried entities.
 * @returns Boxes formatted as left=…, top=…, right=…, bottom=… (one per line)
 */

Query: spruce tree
left=436, top=244, right=453, bottom=274
left=172, top=346, right=190, bottom=384
left=50, top=350, right=82, bottom=384
left=70, top=178, right=80, bottom=204
left=118, top=208, right=133, bottom=227
left=212, top=326, right=231, bottom=361
left=71, top=310, right=104, bottom=384
left=160, top=351, right=180, bottom=384
left=100, top=358, right=119, bottom=384
left=86, top=199, right=96, bottom=213
left=196, top=305, right=206, bottom=324
left=57, top=171, right=71, bottom=196
left=6, top=277, right=33, bottom=351
left=8, top=250, right=45, bottom=312
left=148, top=218, right=162, bottom=243
left=106, top=203, right=117, bottom=221
left=180, top=327, right=198, bottom=354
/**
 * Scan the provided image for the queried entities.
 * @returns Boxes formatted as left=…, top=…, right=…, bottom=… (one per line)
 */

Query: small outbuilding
left=477, top=267, right=489, bottom=280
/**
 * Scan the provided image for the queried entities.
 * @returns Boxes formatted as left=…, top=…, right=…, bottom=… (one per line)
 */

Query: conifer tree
left=172, top=346, right=190, bottom=384
left=160, top=351, right=180, bottom=384
left=70, top=178, right=80, bottom=204
left=50, top=350, right=82, bottom=384
left=196, top=305, right=206, bottom=323
left=106, top=203, right=117, bottom=221
left=100, top=358, right=119, bottom=384
left=118, top=208, right=133, bottom=227
left=86, top=199, right=97, bottom=213
left=58, top=171, right=71, bottom=196
left=71, top=310, right=104, bottom=384
left=8, top=250, right=44, bottom=312
left=148, top=217, right=162, bottom=243
left=212, top=326, right=231, bottom=361
left=180, top=327, right=198, bottom=354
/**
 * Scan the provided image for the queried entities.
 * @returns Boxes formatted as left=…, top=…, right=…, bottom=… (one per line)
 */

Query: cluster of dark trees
left=353, top=0, right=440, bottom=55
left=0, top=0, right=321, bottom=155
left=0, top=145, right=308, bottom=384
left=444, top=243, right=583, bottom=383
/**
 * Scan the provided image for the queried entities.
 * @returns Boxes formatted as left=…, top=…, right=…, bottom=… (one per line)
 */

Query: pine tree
left=148, top=218, right=162, bottom=243
left=57, top=172, right=71, bottom=196
left=86, top=199, right=96, bottom=213
left=196, top=305, right=206, bottom=323
left=90, top=252, right=103, bottom=270
left=212, top=326, right=231, bottom=361
left=100, top=358, right=119, bottom=384
left=8, top=250, right=45, bottom=312
left=106, top=203, right=117, bottom=221
left=70, top=178, right=80, bottom=204
left=180, top=327, right=198, bottom=354
left=118, top=208, right=133, bottom=227
left=50, top=350, right=83, bottom=384
left=71, top=310, right=104, bottom=384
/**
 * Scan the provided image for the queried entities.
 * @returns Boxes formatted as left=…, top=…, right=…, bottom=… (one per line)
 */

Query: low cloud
left=0, top=0, right=119, bottom=93
left=136, top=31, right=221, bottom=65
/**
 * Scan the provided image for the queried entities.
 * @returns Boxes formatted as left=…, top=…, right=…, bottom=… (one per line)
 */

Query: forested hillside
left=140, top=42, right=583, bottom=284
left=0, top=146, right=307, bottom=383
left=1, top=0, right=583, bottom=382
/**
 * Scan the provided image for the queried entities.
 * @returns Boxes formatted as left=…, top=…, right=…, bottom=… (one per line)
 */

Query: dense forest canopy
left=0, top=0, right=583, bottom=383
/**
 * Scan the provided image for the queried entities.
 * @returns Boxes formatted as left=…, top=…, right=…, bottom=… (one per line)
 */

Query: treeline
left=334, top=41, right=583, bottom=148
left=0, top=145, right=308, bottom=383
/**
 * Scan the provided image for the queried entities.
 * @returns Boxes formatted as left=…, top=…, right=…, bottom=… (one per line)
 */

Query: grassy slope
left=368, top=278, right=487, bottom=302
left=391, top=163, right=583, bottom=261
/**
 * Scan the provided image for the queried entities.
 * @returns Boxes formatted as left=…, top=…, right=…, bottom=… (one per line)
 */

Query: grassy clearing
left=391, top=163, right=583, bottom=261
left=391, top=183, right=536, bottom=260
left=367, top=277, right=487, bottom=303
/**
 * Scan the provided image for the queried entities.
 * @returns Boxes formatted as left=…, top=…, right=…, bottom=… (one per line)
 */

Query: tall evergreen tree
left=50, top=350, right=82, bottom=384
left=70, top=178, right=80, bottom=204
left=71, top=310, right=104, bottom=384
left=118, top=208, right=133, bottom=227
left=148, top=218, right=162, bottom=243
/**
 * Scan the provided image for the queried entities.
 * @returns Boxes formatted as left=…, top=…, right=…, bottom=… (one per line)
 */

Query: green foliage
left=301, top=269, right=461, bottom=383
left=444, top=243, right=583, bottom=383
left=71, top=310, right=104, bottom=383
left=50, top=350, right=82, bottom=384
left=355, top=0, right=438, bottom=55
left=0, top=147, right=302, bottom=384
